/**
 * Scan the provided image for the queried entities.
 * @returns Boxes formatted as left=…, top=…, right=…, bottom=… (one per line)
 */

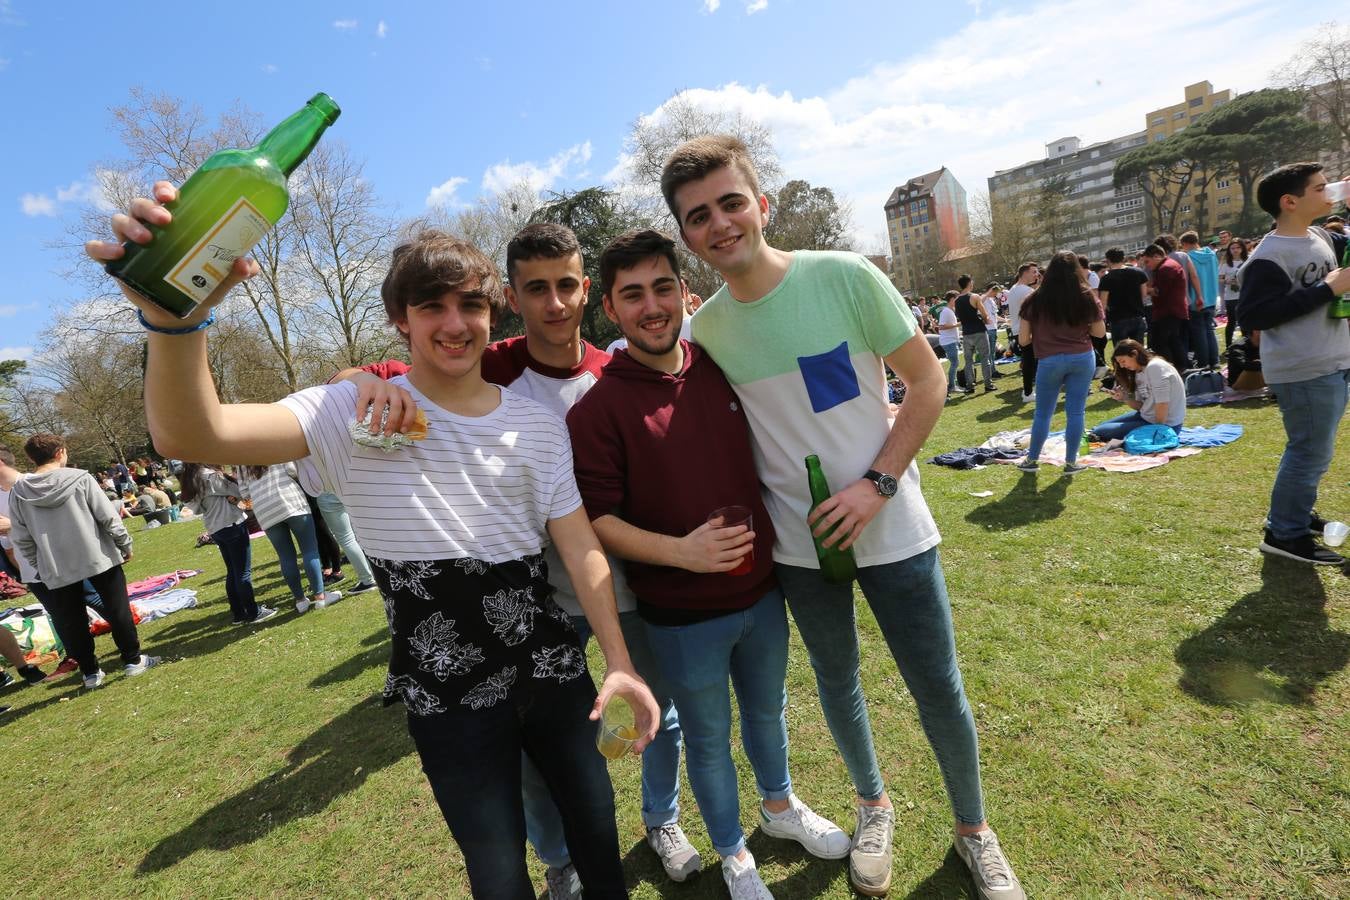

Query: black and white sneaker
left=1308, top=511, right=1327, bottom=535
left=1259, top=530, right=1344, bottom=566
left=349, top=581, right=378, bottom=595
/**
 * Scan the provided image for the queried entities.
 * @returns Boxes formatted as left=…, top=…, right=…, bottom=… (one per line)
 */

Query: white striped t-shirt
left=237, top=463, right=310, bottom=530
left=278, top=377, right=582, bottom=564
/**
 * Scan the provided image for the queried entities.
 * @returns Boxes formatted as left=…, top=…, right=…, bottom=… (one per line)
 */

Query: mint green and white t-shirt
left=691, top=251, right=941, bottom=569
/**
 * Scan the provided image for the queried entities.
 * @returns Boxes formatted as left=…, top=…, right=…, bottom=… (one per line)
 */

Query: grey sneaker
left=1063, top=462, right=1088, bottom=475
left=313, top=590, right=342, bottom=609
left=124, top=655, right=160, bottom=677
left=954, top=829, right=1024, bottom=899
left=1016, top=459, right=1039, bottom=473
left=849, top=804, right=894, bottom=897
left=251, top=605, right=278, bottom=624
left=721, top=850, right=774, bottom=900
left=759, top=794, right=850, bottom=859
left=543, top=862, right=581, bottom=900
left=83, top=669, right=106, bottom=689
left=646, top=823, right=701, bottom=882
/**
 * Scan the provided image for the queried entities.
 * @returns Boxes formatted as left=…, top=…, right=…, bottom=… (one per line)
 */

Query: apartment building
left=883, top=167, right=969, bottom=295
left=1143, top=81, right=1240, bottom=234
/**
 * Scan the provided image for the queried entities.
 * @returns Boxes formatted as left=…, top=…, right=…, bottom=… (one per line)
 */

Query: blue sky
left=0, top=0, right=1327, bottom=360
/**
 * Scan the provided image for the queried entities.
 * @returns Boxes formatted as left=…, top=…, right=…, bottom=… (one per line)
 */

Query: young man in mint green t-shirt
left=662, top=135, right=1024, bottom=900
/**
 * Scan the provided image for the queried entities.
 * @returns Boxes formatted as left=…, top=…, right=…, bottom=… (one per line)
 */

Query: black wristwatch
left=863, top=469, right=899, bottom=498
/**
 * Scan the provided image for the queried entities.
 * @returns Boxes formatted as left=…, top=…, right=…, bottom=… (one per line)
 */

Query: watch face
left=878, top=475, right=899, bottom=496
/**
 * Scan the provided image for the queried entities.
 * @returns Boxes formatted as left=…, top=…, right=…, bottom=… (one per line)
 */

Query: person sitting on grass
left=1088, top=340, right=1186, bottom=442
left=88, top=186, right=659, bottom=900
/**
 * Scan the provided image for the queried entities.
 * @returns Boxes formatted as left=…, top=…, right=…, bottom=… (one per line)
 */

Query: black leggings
left=1013, top=336, right=1038, bottom=395
left=45, top=566, right=140, bottom=676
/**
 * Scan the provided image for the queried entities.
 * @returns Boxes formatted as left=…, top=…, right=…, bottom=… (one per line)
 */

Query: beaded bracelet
left=137, top=309, right=216, bottom=335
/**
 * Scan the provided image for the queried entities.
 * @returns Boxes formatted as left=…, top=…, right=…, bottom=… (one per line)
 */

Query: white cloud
left=615, top=0, right=1320, bottom=247
left=332, top=18, right=357, bottom=30
left=746, top=0, right=768, bottom=12
left=20, top=193, right=54, bottom=216
left=261, top=63, right=278, bottom=74
left=0, top=305, right=18, bottom=317
left=376, top=19, right=387, bottom=38
left=703, top=0, right=721, bottom=11
left=0, top=346, right=33, bottom=362
left=482, top=141, right=593, bottom=194
left=425, top=175, right=468, bottom=208
left=967, top=0, right=984, bottom=14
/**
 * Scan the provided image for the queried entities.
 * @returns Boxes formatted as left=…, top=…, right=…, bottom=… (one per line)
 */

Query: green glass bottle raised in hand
left=106, top=93, right=341, bottom=318
left=1331, top=236, right=1350, bottom=319
left=805, top=454, right=857, bottom=585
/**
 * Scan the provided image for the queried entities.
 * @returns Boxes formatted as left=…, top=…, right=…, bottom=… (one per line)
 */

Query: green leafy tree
left=765, top=179, right=854, bottom=252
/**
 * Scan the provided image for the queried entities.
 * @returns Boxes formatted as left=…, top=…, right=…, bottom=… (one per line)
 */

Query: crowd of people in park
left=0, top=139, right=1343, bottom=900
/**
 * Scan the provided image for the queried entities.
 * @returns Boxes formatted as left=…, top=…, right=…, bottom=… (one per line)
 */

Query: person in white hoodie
left=7, top=433, right=158, bottom=689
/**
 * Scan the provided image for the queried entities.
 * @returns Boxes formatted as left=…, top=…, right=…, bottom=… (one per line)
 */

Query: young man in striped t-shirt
left=87, top=184, right=658, bottom=900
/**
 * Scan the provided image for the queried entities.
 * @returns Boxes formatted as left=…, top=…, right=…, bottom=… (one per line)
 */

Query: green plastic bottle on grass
left=107, top=93, right=341, bottom=318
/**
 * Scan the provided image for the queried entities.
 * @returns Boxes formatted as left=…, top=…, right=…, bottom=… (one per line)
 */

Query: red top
left=565, top=341, right=776, bottom=624
left=1151, top=258, right=1191, bottom=321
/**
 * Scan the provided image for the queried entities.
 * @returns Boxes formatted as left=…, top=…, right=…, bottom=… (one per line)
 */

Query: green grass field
left=3, top=370, right=1347, bottom=898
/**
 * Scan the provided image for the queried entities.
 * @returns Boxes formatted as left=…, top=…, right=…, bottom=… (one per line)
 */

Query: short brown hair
left=1179, top=230, right=1200, bottom=246
left=24, top=433, right=65, bottom=466
left=599, top=229, right=683, bottom=295
left=660, top=134, right=761, bottom=223
left=506, top=223, right=583, bottom=286
left=381, top=230, right=505, bottom=327
left=0, top=447, right=14, bottom=467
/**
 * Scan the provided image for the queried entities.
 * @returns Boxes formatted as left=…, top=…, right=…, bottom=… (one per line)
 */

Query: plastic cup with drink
left=1323, top=521, right=1349, bottom=548
left=595, top=696, right=640, bottom=760
left=708, top=505, right=753, bottom=576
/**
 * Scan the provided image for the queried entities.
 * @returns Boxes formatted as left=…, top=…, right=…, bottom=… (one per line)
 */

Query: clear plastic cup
left=708, top=505, right=753, bottom=576
left=1325, top=180, right=1350, bottom=204
left=595, top=697, right=638, bottom=760
left=1322, top=521, right=1348, bottom=547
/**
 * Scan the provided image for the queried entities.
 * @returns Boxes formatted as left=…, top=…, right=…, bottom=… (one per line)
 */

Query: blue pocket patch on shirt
left=797, top=341, right=861, bottom=413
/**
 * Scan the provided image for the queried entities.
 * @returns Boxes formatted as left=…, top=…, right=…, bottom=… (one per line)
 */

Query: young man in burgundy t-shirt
left=1140, top=244, right=1190, bottom=371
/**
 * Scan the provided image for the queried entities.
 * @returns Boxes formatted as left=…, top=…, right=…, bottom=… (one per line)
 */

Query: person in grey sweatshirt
left=8, top=433, right=158, bottom=688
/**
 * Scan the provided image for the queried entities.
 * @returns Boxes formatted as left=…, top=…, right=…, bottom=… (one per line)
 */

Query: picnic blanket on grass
left=971, top=425, right=1241, bottom=472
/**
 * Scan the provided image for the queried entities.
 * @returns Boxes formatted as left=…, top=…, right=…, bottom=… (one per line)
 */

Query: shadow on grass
left=964, top=472, right=1071, bottom=531
left=974, top=392, right=1031, bottom=425
left=309, top=628, right=389, bottom=689
left=903, top=845, right=977, bottom=898
left=138, top=695, right=412, bottom=875
left=1174, top=556, right=1350, bottom=705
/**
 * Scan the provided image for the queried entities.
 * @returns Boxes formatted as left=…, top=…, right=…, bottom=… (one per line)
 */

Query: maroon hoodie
left=565, top=340, right=776, bottom=624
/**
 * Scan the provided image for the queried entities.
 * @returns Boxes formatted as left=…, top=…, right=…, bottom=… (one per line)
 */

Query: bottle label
left=164, top=197, right=270, bottom=303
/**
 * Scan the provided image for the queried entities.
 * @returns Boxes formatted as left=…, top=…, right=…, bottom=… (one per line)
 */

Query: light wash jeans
left=941, top=342, right=961, bottom=391
left=315, top=491, right=375, bottom=586
left=522, top=609, right=682, bottom=868
left=1268, top=369, right=1350, bottom=541
left=776, top=547, right=985, bottom=826
left=262, top=513, right=324, bottom=600
left=645, top=589, right=792, bottom=857
left=1027, top=349, right=1096, bottom=465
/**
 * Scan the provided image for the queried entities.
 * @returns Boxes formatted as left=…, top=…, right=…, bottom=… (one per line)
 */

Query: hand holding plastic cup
left=708, top=505, right=754, bottom=576
left=595, top=697, right=639, bottom=760
left=1322, top=520, right=1348, bottom=547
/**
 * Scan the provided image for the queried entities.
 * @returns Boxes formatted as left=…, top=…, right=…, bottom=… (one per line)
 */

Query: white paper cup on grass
left=1322, top=521, right=1348, bottom=547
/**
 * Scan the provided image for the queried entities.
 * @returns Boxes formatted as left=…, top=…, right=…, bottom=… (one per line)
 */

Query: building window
left=1173, top=110, right=1186, bottom=120
left=1154, top=133, right=1166, bottom=142
left=1189, top=96, right=1204, bottom=107
left=1217, top=178, right=1231, bottom=189
left=923, top=225, right=929, bottom=234
left=1151, top=116, right=1165, bottom=126
left=1181, top=204, right=1192, bottom=213
left=1218, top=197, right=1230, bottom=206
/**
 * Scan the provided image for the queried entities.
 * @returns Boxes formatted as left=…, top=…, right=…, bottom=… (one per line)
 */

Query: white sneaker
left=295, top=597, right=311, bottom=614
left=83, top=669, right=106, bottom=689
left=251, top=605, right=278, bottom=624
left=1020, top=391, right=1035, bottom=404
left=123, top=655, right=159, bottom=677
left=313, top=590, right=342, bottom=609
left=722, top=850, right=774, bottom=900
left=954, top=829, right=1024, bottom=899
left=759, top=795, right=850, bottom=859
left=646, top=823, right=701, bottom=882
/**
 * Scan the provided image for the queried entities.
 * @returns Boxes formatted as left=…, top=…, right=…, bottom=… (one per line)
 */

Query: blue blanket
left=1176, top=424, right=1243, bottom=447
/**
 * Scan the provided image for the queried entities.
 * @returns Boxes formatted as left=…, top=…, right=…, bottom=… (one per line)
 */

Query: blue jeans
left=986, top=328, right=1000, bottom=357
left=263, top=514, right=324, bottom=600
left=1188, top=307, right=1219, bottom=368
left=1027, top=349, right=1096, bottom=465
left=776, top=548, right=985, bottom=825
left=645, top=590, right=792, bottom=857
left=522, top=610, right=682, bottom=868
left=1268, top=369, right=1350, bottom=541
left=406, top=675, right=626, bottom=900
left=941, top=342, right=961, bottom=390
left=211, top=521, right=258, bottom=622
left=315, top=492, right=375, bottom=586
left=1091, top=411, right=1177, bottom=442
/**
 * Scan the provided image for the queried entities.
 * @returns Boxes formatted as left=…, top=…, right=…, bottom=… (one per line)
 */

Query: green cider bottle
left=805, top=454, right=857, bottom=585
left=107, top=93, right=341, bottom=319
left=1331, top=237, right=1350, bottom=319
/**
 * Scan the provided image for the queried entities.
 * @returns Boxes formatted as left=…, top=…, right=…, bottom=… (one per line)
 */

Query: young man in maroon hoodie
left=567, top=229, right=849, bottom=900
